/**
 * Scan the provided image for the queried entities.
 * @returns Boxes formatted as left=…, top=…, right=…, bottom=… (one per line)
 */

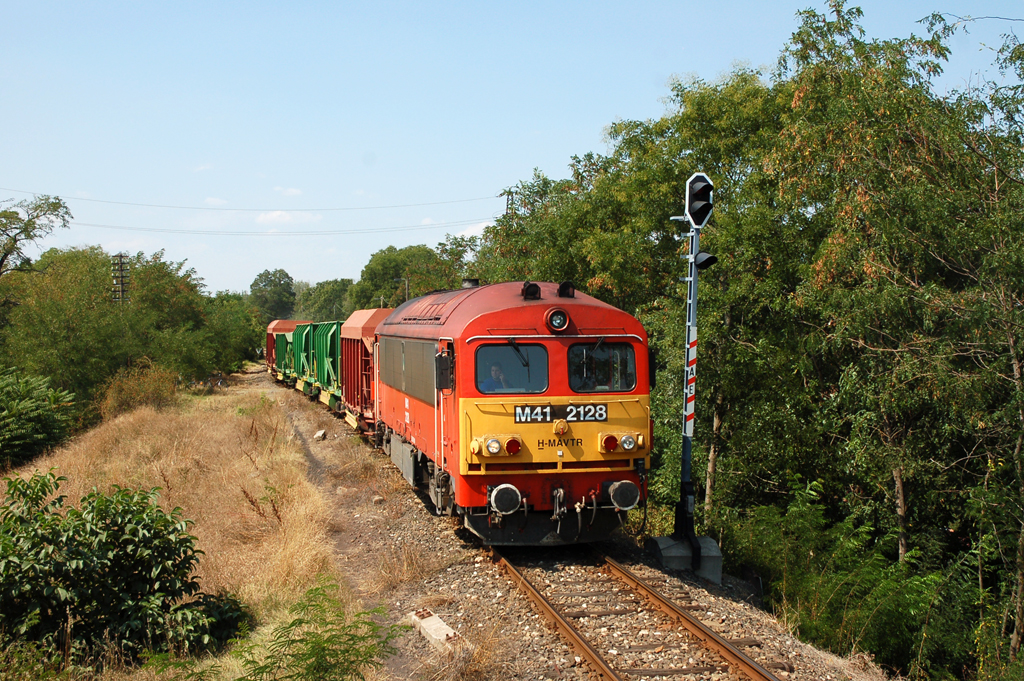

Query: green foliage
left=154, top=581, right=404, bottom=681
left=249, top=269, right=296, bottom=324
left=0, top=369, right=74, bottom=468
left=0, top=196, right=70, bottom=282
left=0, top=471, right=247, bottom=665
left=723, top=482, right=956, bottom=672
left=344, top=244, right=441, bottom=313
left=0, top=247, right=259, bottom=425
left=294, top=278, right=353, bottom=321
left=0, top=633, right=69, bottom=681
left=203, top=292, right=264, bottom=374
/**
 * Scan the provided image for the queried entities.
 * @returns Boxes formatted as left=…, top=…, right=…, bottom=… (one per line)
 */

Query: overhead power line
left=70, top=217, right=493, bottom=236
left=0, top=186, right=500, bottom=212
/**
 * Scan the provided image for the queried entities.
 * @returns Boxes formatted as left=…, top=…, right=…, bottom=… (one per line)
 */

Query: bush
left=0, top=471, right=247, bottom=665
left=155, top=581, right=405, bottom=681
left=0, top=369, right=75, bottom=469
left=721, top=480, right=951, bottom=672
left=99, top=360, right=177, bottom=420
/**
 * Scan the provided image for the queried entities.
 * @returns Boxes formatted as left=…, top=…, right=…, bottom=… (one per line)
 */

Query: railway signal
left=685, top=172, right=714, bottom=228
left=651, top=172, right=721, bottom=579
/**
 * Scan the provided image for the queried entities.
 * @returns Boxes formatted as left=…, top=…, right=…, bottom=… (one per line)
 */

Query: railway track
left=495, top=548, right=792, bottom=680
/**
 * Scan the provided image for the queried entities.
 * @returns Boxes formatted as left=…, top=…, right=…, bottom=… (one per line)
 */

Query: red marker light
left=505, top=437, right=522, bottom=455
left=602, top=435, right=618, bottom=452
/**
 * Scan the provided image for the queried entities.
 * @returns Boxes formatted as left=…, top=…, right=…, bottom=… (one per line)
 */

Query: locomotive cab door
left=435, top=339, right=455, bottom=469
left=430, top=339, right=456, bottom=513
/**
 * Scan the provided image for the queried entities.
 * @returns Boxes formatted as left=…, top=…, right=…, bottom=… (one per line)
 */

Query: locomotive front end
left=455, top=290, right=651, bottom=545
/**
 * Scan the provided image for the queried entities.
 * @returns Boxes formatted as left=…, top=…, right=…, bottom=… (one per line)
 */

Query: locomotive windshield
left=568, top=341, right=637, bottom=393
left=476, top=343, right=548, bottom=394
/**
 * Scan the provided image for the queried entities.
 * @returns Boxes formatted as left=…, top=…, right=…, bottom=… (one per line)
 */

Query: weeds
left=152, top=581, right=406, bottom=681
left=99, top=361, right=177, bottom=421
left=421, top=620, right=513, bottom=681
left=369, top=545, right=445, bottom=595
left=240, top=484, right=283, bottom=524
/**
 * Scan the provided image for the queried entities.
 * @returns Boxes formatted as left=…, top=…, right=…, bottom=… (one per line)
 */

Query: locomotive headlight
left=602, top=434, right=619, bottom=452
left=504, top=437, right=522, bottom=455
left=486, top=438, right=502, bottom=455
left=546, top=308, right=570, bottom=332
left=620, top=435, right=637, bottom=451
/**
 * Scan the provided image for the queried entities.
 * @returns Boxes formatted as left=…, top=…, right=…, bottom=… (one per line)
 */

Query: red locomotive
left=268, top=280, right=651, bottom=545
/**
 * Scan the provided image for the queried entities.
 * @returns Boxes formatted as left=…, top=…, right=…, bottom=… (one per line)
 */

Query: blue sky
left=2, top=1, right=1020, bottom=293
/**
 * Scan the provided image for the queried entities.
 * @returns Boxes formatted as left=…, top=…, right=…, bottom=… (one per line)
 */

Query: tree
left=344, top=245, right=440, bottom=313
left=0, top=247, right=258, bottom=415
left=249, top=269, right=295, bottom=323
left=294, top=278, right=353, bottom=321
left=471, top=3, right=1024, bottom=675
left=204, top=291, right=263, bottom=371
left=0, top=196, right=70, bottom=282
left=433, top=234, right=480, bottom=290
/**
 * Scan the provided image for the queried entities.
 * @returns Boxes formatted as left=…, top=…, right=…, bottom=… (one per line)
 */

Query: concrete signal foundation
left=647, top=536, right=723, bottom=585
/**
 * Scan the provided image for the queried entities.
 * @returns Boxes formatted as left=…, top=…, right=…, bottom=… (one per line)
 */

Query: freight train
left=267, top=280, right=652, bottom=545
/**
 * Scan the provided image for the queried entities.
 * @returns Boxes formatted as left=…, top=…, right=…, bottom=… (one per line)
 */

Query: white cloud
left=193, top=163, right=213, bottom=173
left=255, top=211, right=321, bottom=225
left=456, top=221, right=492, bottom=238
left=274, top=186, right=302, bottom=196
left=205, top=197, right=228, bottom=206
left=420, top=218, right=437, bottom=225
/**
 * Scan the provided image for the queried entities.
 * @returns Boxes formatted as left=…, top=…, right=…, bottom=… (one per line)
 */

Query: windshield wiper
left=508, top=338, right=529, bottom=367
left=593, top=337, right=606, bottom=354
left=508, top=338, right=531, bottom=383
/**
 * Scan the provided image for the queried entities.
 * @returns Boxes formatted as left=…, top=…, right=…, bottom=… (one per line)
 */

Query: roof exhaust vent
left=521, top=281, right=541, bottom=300
left=461, top=278, right=480, bottom=289
left=557, top=281, right=576, bottom=298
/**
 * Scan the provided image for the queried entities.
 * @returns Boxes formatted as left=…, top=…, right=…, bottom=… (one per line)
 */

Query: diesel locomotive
left=268, top=280, right=652, bottom=545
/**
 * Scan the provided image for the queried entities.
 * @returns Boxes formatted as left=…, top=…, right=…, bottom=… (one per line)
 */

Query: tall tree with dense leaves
left=249, top=269, right=295, bottom=323
left=344, top=245, right=440, bottom=313
left=294, top=278, right=353, bottom=321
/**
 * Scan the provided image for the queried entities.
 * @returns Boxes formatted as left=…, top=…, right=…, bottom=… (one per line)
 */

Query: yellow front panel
left=458, top=396, right=651, bottom=475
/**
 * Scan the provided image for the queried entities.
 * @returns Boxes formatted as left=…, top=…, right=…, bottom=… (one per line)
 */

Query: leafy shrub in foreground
left=0, top=369, right=74, bottom=468
left=154, top=581, right=406, bottom=681
left=720, top=480, right=960, bottom=674
left=0, top=471, right=247, bottom=665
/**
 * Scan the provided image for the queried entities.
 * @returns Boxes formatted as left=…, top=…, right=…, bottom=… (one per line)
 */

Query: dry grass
left=6, top=383, right=342, bottom=679
left=418, top=622, right=521, bottom=681
left=99, top=361, right=179, bottom=420
left=368, top=545, right=442, bottom=595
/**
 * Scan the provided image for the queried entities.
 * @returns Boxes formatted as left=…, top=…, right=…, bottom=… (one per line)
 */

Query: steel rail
left=493, top=549, right=623, bottom=681
left=599, top=553, right=781, bottom=681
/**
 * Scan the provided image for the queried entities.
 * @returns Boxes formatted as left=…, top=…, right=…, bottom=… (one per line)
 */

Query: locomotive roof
left=377, top=281, right=644, bottom=341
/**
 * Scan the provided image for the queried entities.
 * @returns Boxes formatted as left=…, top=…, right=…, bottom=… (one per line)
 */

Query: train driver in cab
left=479, top=361, right=511, bottom=392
